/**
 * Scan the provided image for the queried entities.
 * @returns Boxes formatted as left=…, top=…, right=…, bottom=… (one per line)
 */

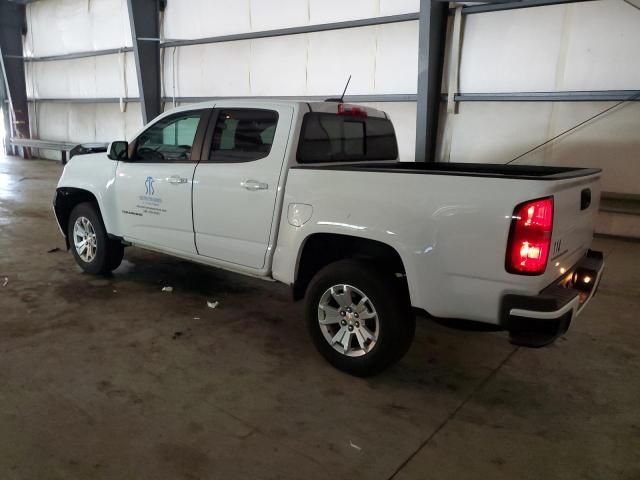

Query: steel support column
left=0, top=0, right=30, bottom=157
left=415, top=0, right=448, bottom=162
left=127, top=0, right=162, bottom=125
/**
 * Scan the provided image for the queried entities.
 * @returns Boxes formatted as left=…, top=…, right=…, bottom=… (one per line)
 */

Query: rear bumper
left=501, top=249, right=604, bottom=345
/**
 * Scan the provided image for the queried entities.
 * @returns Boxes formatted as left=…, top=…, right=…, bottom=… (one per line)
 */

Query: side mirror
left=108, top=140, right=129, bottom=161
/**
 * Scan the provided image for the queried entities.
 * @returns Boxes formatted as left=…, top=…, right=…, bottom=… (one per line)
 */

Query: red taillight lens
left=337, top=103, right=368, bottom=117
left=506, top=196, right=554, bottom=275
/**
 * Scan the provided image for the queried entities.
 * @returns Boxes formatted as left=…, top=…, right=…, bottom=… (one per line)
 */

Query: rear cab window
left=296, top=109, right=398, bottom=164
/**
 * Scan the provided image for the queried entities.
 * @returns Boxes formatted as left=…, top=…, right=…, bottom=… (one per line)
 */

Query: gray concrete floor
left=1, top=155, right=639, bottom=480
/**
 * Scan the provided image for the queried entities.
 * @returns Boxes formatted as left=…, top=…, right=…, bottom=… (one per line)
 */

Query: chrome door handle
left=242, top=179, right=268, bottom=191
left=169, top=175, right=188, bottom=185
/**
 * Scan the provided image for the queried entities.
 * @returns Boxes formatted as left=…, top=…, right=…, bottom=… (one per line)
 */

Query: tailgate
left=543, top=174, right=601, bottom=285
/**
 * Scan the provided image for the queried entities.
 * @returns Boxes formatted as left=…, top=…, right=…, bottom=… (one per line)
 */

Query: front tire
left=305, top=259, right=415, bottom=377
left=67, top=202, right=124, bottom=275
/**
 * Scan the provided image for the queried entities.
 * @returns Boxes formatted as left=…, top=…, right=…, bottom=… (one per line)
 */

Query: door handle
left=169, top=175, right=188, bottom=185
left=242, top=179, right=268, bottom=191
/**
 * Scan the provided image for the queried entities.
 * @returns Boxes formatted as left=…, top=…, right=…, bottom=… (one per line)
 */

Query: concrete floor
left=1, top=154, right=639, bottom=480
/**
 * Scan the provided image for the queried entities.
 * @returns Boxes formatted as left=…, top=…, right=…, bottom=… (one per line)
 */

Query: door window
left=133, top=110, right=206, bottom=162
left=209, top=109, right=279, bottom=162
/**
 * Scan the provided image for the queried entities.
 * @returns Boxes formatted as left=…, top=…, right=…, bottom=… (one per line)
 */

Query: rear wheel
left=67, top=202, right=124, bottom=275
left=305, top=259, right=414, bottom=376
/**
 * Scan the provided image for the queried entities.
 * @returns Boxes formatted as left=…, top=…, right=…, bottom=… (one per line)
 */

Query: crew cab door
left=115, top=108, right=211, bottom=254
left=192, top=105, right=293, bottom=269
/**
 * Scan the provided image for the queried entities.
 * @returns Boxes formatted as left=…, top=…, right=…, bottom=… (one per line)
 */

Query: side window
left=133, top=110, right=205, bottom=162
left=209, top=109, right=279, bottom=162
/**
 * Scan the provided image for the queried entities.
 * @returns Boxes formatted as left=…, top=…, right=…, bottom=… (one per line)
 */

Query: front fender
left=56, top=153, right=120, bottom=236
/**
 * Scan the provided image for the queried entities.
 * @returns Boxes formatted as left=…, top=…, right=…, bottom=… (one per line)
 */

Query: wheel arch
left=54, top=187, right=104, bottom=248
left=293, top=233, right=409, bottom=302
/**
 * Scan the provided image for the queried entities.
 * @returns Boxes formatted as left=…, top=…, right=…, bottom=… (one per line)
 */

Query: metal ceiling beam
left=20, top=90, right=640, bottom=104
left=461, top=0, right=597, bottom=15
left=127, top=0, right=161, bottom=124
left=415, top=0, right=448, bottom=162
left=0, top=0, right=30, bottom=157
left=452, top=90, right=640, bottom=101
left=24, top=14, right=421, bottom=63
left=162, top=13, right=420, bottom=48
left=25, top=47, right=133, bottom=62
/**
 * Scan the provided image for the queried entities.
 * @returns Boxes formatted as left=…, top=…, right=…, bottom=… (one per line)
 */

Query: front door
left=115, top=108, right=210, bottom=254
left=192, top=105, right=293, bottom=269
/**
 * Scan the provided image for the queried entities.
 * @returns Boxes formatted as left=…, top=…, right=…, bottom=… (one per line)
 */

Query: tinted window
left=209, top=109, right=279, bottom=162
left=134, top=110, right=205, bottom=162
left=297, top=112, right=398, bottom=163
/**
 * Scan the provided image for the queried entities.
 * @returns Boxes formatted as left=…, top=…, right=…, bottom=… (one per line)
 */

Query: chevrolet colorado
left=53, top=100, right=604, bottom=376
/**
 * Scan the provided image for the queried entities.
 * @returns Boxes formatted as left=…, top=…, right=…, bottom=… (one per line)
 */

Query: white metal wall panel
left=24, top=0, right=131, bottom=57
left=374, top=22, right=418, bottom=94
left=163, top=0, right=251, bottom=39
left=380, top=0, right=420, bottom=16
left=539, top=102, right=640, bottom=195
left=249, top=0, right=309, bottom=31
left=69, top=103, right=97, bottom=142
left=458, top=4, right=567, bottom=93
left=27, top=53, right=138, bottom=99
left=199, top=42, right=252, bottom=96
left=562, top=0, right=640, bottom=91
left=440, top=101, right=640, bottom=195
left=36, top=102, right=142, bottom=144
left=309, top=0, right=379, bottom=24
left=162, top=23, right=416, bottom=98
left=306, top=27, right=376, bottom=95
left=249, top=35, right=308, bottom=96
left=444, top=102, right=553, bottom=164
left=37, top=103, right=69, bottom=142
left=162, top=0, right=418, bottom=40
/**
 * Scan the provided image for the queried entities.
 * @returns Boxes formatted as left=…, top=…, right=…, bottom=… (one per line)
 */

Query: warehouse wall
left=21, top=0, right=640, bottom=195
left=439, top=0, right=640, bottom=195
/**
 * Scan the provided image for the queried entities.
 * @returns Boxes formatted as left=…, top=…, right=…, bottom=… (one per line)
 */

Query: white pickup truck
left=54, top=100, right=604, bottom=376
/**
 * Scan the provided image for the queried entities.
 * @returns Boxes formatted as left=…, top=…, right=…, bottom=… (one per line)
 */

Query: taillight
left=506, top=196, right=554, bottom=275
left=337, top=103, right=368, bottom=117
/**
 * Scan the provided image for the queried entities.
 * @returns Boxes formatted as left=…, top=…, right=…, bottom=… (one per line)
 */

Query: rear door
left=115, top=108, right=211, bottom=253
left=192, top=105, right=293, bottom=269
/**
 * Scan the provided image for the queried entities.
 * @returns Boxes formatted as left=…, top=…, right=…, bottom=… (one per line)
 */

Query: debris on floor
left=349, top=440, right=362, bottom=451
left=47, top=247, right=61, bottom=253
left=172, top=328, right=192, bottom=340
left=161, top=286, right=174, bottom=293
left=193, top=317, right=200, bottom=320
left=207, top=301, right=219, bottom=309
left=1, top=276, right=8, bottom=287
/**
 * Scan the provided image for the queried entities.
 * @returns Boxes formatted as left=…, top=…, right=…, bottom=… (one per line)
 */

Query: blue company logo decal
left=145, top=176, right=155, bottom=195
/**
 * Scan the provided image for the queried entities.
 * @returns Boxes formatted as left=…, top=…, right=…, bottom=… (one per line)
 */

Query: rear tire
left=67, top=202, right=124, bottom=275
left=304, top=259, right=415, bottom=377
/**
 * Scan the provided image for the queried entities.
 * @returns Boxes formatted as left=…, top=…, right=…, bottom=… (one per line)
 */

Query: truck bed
left=292, top=162, right=602, bottom=180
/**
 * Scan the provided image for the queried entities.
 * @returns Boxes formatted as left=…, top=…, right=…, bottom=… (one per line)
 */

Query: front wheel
left=305, top=260, right=415, bottom=377
left=67, top=202, right=124, bottom=275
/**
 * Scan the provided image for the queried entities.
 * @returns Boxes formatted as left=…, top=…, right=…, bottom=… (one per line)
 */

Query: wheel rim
left=317, top=284, right=380, bottom=358
left=73, top=216, right=98, bottom=263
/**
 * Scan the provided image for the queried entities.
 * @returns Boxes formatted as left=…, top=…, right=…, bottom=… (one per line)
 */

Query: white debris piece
left=1, top=277, right=8, bottom=287
left=193, top=316, right=201, bottom=320
left=207, top=301, right=219, bottom=309
left=349, top=440, right=362, bottom=451
left=162, top=286, right=174, bottom=293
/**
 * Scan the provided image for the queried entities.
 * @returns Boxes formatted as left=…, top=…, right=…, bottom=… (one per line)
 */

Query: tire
left=305, top=259, right=415, bottom=377
left=67, top=202, right=124, bottom=275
